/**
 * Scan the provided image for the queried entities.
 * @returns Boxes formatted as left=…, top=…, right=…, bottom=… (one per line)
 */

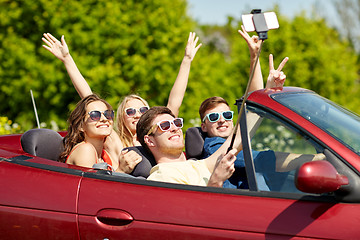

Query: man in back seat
left=192, top=27, right=288, bottom=189
left=197, top=54, right=330, bottom=190
left=199, top=95, right=281, bottom=190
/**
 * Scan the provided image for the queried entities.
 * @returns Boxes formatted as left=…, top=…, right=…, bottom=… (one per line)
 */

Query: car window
left=247, top=105, right=322, bottom=194
left=272, top=92, right=360, bottom=155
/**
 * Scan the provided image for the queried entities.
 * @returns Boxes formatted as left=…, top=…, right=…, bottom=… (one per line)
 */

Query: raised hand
left=238, top=25, right=264, bottom=91
left=166, top=32, right=202, bottom=117
left=42, top=33, right=93, bottom=99
left=184, top=32, right=202, bottom=61
left=42, top=33, right=69, bottom=62
left=238, top=25, right=262, bottom=58
left=266, top=54, right=289, bottom=89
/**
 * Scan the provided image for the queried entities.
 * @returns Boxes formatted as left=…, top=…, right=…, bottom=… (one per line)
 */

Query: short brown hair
left=199, top=96, right=229, bottom=121
left=136, top=106, right=175, bottom=152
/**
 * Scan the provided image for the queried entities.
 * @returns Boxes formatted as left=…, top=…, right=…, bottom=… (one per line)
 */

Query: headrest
left=185, top=127, right=207, bottom=159
left=21, top=128, right=64, bottom=161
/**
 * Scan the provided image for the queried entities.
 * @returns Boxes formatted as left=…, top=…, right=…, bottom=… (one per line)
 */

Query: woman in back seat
left=59, top=94, right=141, bottom=171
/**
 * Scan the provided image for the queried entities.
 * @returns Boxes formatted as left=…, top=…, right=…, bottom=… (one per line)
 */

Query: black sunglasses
left=202, top=111, right=234, bottom=123
left=88, top=110, right=114, bottom=121
left=125, top=106, right=149, bottom=117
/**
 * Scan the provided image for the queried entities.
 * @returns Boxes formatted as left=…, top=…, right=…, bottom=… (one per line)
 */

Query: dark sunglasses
left=88, top=110, right=114, bottom=121
left=202, top=111, right=234, bottom=123
left=147, top=118, right=183, bottom=135
left=125, top=106, right=149, bottom=117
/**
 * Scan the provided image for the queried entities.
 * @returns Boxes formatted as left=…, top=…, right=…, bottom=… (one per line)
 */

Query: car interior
left=17, top=124, right=322, bottom=193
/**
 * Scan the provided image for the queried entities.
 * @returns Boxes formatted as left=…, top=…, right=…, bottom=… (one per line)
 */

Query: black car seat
left=185, top=127, right=208, bottom=159
left=21, top=128, right=64, bottom=161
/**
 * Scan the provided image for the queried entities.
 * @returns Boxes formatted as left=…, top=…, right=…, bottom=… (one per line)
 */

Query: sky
left=187, top=0, right=339, bottom=27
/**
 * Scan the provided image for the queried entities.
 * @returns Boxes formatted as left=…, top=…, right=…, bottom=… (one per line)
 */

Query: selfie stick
left=227, top=10, right=269, bottom=153
left=30, top=90, right=41, bottom=129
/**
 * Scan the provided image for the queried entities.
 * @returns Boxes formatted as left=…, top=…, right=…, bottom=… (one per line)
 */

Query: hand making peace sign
left=266, top=54, right=289, bottom=89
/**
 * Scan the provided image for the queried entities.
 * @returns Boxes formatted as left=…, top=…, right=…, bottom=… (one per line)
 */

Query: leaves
left=0, top=1, right=359, bottom=132
left=0, top=0, right=193, bottom=129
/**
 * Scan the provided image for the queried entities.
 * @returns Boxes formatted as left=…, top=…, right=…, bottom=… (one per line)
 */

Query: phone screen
left=242, top=12, right=279, bottom=32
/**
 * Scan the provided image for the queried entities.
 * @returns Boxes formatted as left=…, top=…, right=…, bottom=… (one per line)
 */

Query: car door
left=77, top=171, right=359, bottom=239
left=0, top=154, right=82, bottom=239
left=78, top=172, right=296, bottom=239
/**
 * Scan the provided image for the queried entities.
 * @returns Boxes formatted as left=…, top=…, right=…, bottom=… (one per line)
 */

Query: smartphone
left=242, top=12, right=279, bottom=32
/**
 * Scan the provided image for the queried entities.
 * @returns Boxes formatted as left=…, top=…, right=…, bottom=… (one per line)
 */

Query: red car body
left=1, top=87, right=360, bottom=239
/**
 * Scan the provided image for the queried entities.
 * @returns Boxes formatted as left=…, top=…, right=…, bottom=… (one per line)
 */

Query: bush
left=0, top=117, right=22, bottom=135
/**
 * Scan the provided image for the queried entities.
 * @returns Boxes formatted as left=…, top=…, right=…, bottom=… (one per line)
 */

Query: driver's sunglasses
left=88, top=110, right=115, bottom=121
left=147, top=118, right=183, bottom=135
left=125, top=106, right=149, bottom=117
left=202, top=111, right=234, bottom=123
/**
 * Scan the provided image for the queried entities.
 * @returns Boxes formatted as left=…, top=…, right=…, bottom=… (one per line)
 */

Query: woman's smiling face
left=82, top=101, right=113, bottom=139
left=123, top=98, right=149, bottom=135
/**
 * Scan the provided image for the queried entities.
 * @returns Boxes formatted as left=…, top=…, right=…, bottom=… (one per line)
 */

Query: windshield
left=272, top=92, right=360, bottom=155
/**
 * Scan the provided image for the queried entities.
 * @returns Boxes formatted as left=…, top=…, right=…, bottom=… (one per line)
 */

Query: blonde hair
left=116, top=94, right=149, bottom=148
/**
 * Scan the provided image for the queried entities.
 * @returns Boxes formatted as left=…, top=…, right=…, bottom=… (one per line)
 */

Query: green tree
left=0, top=0, right=195, bottom=130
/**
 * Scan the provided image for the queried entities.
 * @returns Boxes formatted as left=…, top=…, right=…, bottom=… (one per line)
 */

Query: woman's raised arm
left=166, top=32, right=202, bottom=117
left=42, top=33, right=92, bottom=99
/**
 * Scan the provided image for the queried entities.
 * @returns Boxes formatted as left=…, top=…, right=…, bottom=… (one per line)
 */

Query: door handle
left=96, top=209, right=134, bottom=226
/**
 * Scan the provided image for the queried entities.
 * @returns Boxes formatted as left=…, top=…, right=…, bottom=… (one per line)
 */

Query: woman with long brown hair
left=59, top=94, right=123, bottom=170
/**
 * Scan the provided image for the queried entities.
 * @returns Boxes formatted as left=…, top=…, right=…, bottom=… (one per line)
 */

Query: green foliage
left=251, top=118, right=316, bottom=154
left=0, top=117, right=22, bottom=135
left=228, top=12, right=360, bottom=114
left=0, top=0, right=194, bottom=130
left=263, top=14, right=360, bottom=112
left=0, top=1, right=359, bottom=133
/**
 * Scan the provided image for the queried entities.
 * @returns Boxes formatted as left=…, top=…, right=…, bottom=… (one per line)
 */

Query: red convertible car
left=1, top=87, right=359, bottom=239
